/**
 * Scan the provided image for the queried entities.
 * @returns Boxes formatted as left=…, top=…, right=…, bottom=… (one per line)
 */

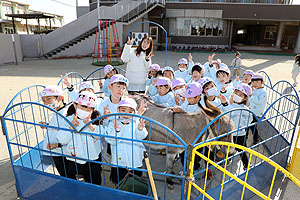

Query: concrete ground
left=0, top=50, right=299, bottom=199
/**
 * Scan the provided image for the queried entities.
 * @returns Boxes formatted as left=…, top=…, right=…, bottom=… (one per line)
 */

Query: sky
left=15, top=0, right=89, bottom=25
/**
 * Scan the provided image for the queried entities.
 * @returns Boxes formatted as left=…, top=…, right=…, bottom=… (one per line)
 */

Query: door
left=150, top=26, right=158, bottom=45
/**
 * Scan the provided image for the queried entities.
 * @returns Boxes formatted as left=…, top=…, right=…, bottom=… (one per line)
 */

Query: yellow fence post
left=288, top=124, right=300, bottom=179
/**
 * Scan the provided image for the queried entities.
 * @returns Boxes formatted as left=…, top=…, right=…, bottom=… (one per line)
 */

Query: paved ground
left=0, top=50, right=299, bottom=199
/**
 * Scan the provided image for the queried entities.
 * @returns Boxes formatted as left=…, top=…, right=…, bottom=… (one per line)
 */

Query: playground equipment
left=1, top=68, right=300, bottom=200
left=92, top=19, right=123, bottom=66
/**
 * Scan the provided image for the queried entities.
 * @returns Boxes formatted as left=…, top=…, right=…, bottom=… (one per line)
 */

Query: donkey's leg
left=166, top=153, right=176, bottom=190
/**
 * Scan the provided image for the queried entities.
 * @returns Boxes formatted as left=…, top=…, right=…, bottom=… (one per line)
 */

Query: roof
left=5, top=13, right=55, bottom=19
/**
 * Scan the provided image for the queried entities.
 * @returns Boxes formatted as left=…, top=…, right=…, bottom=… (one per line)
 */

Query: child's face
left=141, top=39, right=150, bottom=50
left=76, top=103, right=94, bottom=113
left=109, top=82, right=127, bottom=98
left=118, top=106, right=135, bottom=120
left=80, top=88, right=94, bottom=93
left=187, top=96, right=201, bottom=105
left=217, top=72, right=230, bottom=84
left=234, top=90, right=246, bottom=101
left=107, top=70, right=116, bottom=79
left=42, top=96, right=58, bottom=105
left=178, top=64, right=187, bottom=70
left=242, top=74, right=252, bottom=84
left=173, top=85, right=185, bottom=91
left=252, top=80, right=263, bottom=89
left=157, top=85, right=170, bottom=96
left=192, top=71, right=202, bottom=81
left=236, top=54, right=240, bottom=58
left=163, top=71, right=174, bottom=81
left=149, top=70, right=157, bottom=77
left=203, top=82, right=214, bottom=95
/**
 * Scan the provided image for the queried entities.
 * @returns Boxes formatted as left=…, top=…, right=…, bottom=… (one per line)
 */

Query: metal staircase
left=43, top=0, right=165, bottom=59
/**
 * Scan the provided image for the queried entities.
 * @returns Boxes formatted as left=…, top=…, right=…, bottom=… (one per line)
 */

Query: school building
left=89, top=0, right=300, bottom=53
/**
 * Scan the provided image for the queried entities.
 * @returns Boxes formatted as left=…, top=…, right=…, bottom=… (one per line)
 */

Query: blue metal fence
left=1, top=69, right=299, bottom=200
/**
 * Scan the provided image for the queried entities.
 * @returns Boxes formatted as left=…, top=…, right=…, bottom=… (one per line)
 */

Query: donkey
left=131, top=94, right=235, bottom=189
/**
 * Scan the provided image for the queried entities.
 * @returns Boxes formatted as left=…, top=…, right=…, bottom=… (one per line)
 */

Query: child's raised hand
left=138, top=119, right=145, bottom=131
left=127, top=37, right=133, bottom=45
left=71, top=114, right=79, bottom=129
left=83, top=113, right=92, bottom=124
left=39, top=121, right=47, bottom=129
left=152, top=78, right=158, bottom=86
left=174, top=95, right=180, bottom=105
left=218, top=94, right=227, bottom=104
left=137, top=100, right=148, bottom=115
left=103, top=104, right=112, bottom=119
left=47, top=143, right=59, bottom=150
left=146, top=52, right=154, bottom=60
left=220, top=84, right=228, bottom=93
left=112, top=120, right=121, bottom=132
left=61, top=73, right=71, bottom=88
left=172, top=107, right=184, bottom=113
left=98, top=80, right=103, bottom=89
left=229, top=94, right=234, bottom=104
left=188, top=53, right=193, bottom=62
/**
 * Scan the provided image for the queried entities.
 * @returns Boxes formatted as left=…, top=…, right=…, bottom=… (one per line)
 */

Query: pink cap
left=117, top=98, right=137, bottom=112
left=79, top=82, right=94, bottom=92
left=104, top=65, right=114, bottom=75
left=39, top=85, right=64, bottom=97
left=198, top=77, right=214, bottom=89
left=243, top=70, right=254, bottom=76
left=178, top=58, right=188, bottom=65
left=74, top=91, right=97, bottom=108
left=235, top=83, right=252, bottom=97
left=171, top=78, right=186, bottom=89
left=150, top=64, right=160, bottom=71
left=213, top=59, right=222, bottom=65
left=162, top=66, right=175, bottom=74
left=110, top=74, right=129, bottom=86
left=217, top=66, right=231, bottom=75
left=183, top=82, right=202, bottom=98
left=155, top=77, right=171, bottom=86
left=251, top=73, right=264, bottom=81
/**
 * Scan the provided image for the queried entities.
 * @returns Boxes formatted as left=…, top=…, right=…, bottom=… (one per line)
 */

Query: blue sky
left=15, top=0, right=89, bottom=25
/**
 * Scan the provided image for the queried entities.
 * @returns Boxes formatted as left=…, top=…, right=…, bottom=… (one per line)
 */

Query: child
left=187, top=63, right=205, bottom=84
left=146, top=70, right=163, bottom=97
left=150, top=77, right=174, bottom=107
left=61, top=74, right=95, bottom=101
left=39, top=85, right=69, bottom=177
left=231, top=51, right=242, bottom=78
left=203, top=53, right=218, bottom=82
left=97, top=74, right=129, bottom=118
left=246, top=73, right=268, bottom=144
left=291, top=54, right=300, bottom=87
left=121, top=36, right=153, bottom=93
left=172, top=82, right=221, bottom=173
left=216, top=66, right=234, bottom=99
left=174, top=54, right=193, bottom=83
left=55, top=91, right=102, bottom=185
left=219, top=83, right=252, bottom=170
left=99, top=64, right=118, bottom=97
left=162, top=66, right=175, bottom=81
left=146, top=64, right=160, bottom=96
left=198, top=77, right=223, bottom=110
left=233, top=70, right=254, bottom=87
left=171, top=78, right=186, bottom=106
left=105, top=98, right=148, bottom=184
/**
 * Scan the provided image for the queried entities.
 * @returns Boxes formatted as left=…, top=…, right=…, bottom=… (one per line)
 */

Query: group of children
left=39, top=51, right=268, bottom=187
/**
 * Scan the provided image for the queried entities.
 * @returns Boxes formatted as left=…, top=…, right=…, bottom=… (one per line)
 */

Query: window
left=169, top=17, right=228, bottom=37
left=264, top=26, right=277, bottom=40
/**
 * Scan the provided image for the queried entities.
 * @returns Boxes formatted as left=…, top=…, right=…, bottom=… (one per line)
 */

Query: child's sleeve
left=250, top=90, right=268, bottom=105
left=149, top=94, right=158, bottom=103
left=233, top=79, right=241, bottom=87
left=147, top=84, right=157, bottom=96
left=221, top=84, right=234, bottom=100
left=56, top=120, right=73, bottom=145
left=67, top=89, right=78, bottom=102
left=145, top=77, right=152, bottom=86
left=162, top=94, right=175, bottom=107
left=121, top=44, right=132, bottom=63
left=104, top=121, right=121, bottom=145
left=102, top=79, right=111, bottom=97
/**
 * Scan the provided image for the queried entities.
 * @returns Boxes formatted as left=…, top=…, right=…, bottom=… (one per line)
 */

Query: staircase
left=43, top=0, right=165, bottom=59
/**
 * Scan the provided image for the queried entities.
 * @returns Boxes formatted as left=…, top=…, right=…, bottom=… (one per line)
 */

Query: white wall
left=0, top=34, right=23, bottom=65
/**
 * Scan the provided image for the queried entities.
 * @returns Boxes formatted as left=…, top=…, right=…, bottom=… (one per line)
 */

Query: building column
left=294, top=25, right=300, bottom=54
left=276, top=21, right=284, bottom=49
